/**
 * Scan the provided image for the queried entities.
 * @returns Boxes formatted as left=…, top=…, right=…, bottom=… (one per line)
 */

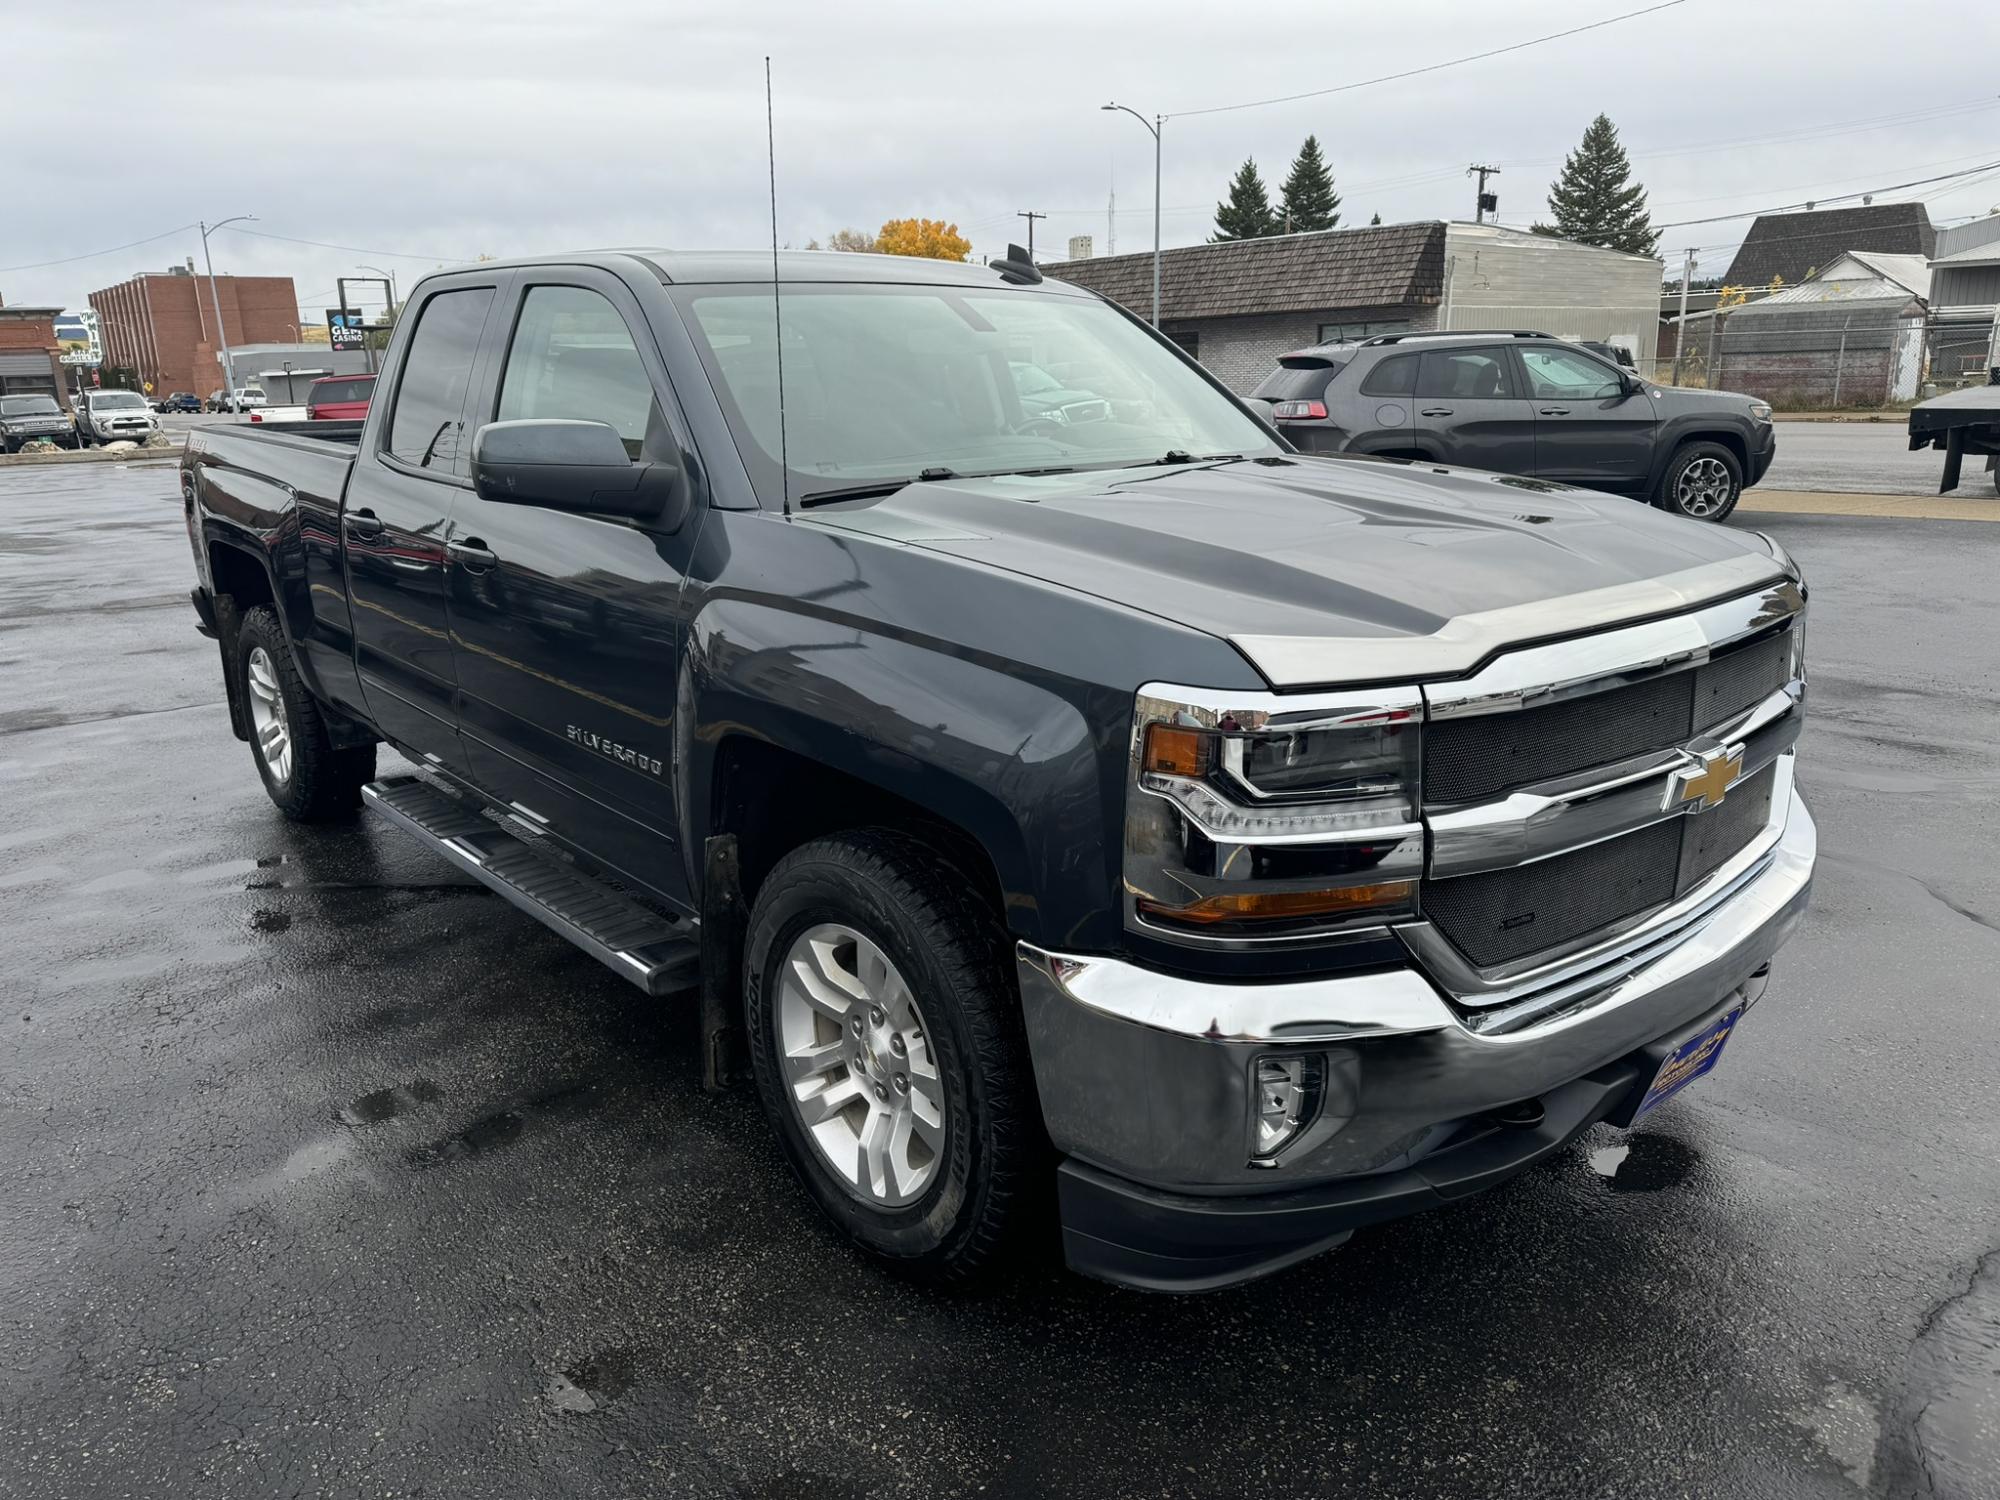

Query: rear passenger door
left=341, top=274, right=506, bottom=767
left=444, top=270, right=699, bottom=908
left=1516, top=344, right=1656, bottom=491
left=1414, top=346, right=1536, bottom=475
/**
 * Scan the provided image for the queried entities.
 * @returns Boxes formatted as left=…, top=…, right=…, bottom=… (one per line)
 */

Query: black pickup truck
left=182, top=249, right=1816, bottom=1292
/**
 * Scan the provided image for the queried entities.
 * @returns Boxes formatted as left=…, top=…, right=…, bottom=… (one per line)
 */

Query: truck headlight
left=1125, top=684, right=1422, bottom=941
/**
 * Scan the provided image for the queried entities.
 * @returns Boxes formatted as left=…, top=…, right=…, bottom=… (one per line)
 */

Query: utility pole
left=1671, top=247, right=1695, bottom=386
left=1468, top=164, right=1501, bottom=224
left=1107, top=187, right=1116, bottom=257
left=1016, top=210, right=1047, bottom=261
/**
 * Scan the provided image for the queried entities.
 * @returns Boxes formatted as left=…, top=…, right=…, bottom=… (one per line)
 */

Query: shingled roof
left=1721, top=204, right=1934, bottom=292
left=1046, top=221, right=1445, bottom=321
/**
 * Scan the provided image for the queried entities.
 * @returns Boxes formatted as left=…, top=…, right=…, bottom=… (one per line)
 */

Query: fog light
left=1252, top=1053, right=1326, bottom=1162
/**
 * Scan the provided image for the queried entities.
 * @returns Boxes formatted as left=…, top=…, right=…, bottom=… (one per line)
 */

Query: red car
left=306, top=374, right=376, bottom=421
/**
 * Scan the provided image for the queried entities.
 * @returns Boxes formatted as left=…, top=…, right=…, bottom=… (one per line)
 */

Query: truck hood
left=802, top=454, right=1789, bottom=687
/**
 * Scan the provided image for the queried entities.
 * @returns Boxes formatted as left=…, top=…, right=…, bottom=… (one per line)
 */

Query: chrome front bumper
left=1019, top=770, right=1815, bottom=1195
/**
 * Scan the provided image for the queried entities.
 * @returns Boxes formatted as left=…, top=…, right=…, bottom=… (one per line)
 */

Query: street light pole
left=199, top=215, right=255, bottom=402
left=1101, top=103, right=1162, bottom=327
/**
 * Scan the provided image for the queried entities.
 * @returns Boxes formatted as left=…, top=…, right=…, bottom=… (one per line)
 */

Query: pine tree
left=1211, top=159, right=1276, bottom=241
left=1370, top=212, right=1382, bottom=226
left=1532, top=114, right=1658, bottom=255
left=1277, top=135, right=1341, bottom=233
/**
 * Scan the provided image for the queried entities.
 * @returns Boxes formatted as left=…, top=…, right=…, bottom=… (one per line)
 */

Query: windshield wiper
left=797, top=467, right=959, bottom=509
left=1120, top=451, right=1246, bottom=470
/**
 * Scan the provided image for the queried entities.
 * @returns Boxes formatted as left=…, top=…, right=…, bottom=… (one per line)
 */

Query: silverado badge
left=1666, top=743, right=1744, bottom=813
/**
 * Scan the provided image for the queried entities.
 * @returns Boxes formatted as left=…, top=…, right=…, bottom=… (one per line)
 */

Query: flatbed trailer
left=1908, top=325, right=2000, bottom=495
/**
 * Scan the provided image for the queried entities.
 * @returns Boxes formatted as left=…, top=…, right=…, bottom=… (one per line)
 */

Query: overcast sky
left=6, top=0, right=1998, bottom=324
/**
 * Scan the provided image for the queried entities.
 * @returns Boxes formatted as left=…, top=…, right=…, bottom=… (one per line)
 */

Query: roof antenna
left=765, top=55, right=792, bottom=518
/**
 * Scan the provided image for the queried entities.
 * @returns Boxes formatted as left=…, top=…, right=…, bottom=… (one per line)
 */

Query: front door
left=342, top=279, right=502, bottom=764
left=1516, top=344, right=1656, bottom=492
left=1414, top=346, right=1536, bottom=474
left=445, top=273, right=698, bottom=908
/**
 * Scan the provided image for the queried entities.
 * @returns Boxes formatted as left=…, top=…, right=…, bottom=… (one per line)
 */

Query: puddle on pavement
left=336, top=1079, right=446, bottom=1127
left=408, top=1109, right=525, bottom=1167
left=249, top=909, right=292, bottom=933
left=545, top=1349, right=639, bottom=1415
left=1589, top=1133, right=1698, bottom=1193
left=1898, top=1250, right=2000, bottom=1495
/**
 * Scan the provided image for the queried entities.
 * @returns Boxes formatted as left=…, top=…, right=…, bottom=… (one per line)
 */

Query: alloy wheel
left=245, top=646, right=293, bottom=784
left=776, top=921, right=946, bottom=1208
left=1675, top=456, right=1734, bottom=517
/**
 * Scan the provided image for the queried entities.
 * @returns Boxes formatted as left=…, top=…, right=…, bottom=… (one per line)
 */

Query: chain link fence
left=1651, top=309, right=1996, bottom=409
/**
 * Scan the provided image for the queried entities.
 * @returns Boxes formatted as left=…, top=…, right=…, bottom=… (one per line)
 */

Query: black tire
left=744, top=831, right=1037, bottom=1283
left=234, top=605, right=375, bottom=820
left=1655, top=440, right=1743, bottom=522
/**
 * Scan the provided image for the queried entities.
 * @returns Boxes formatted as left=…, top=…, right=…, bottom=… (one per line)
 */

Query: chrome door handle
left=1538, top=406, right=1572, bottom=416
left=1419, top=407, right=1453, bottom=417
left=343, top=509, right=384, bottom=540
left=447, top=538, right=498, bottom=572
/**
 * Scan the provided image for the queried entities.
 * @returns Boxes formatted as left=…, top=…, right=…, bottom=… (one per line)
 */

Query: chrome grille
left=1422, top=764, right=1776, bottom=968
left=1425, top=626, right=1793, bottom=805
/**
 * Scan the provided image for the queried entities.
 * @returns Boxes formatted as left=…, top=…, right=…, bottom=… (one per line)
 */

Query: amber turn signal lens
left=1137, top=881, right=1413, bottom=926
left=1143, top=724, right=1213, bottom=778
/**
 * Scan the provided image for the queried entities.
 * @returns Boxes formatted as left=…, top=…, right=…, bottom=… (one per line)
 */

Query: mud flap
left=700, top=834, right=748, bottom=1092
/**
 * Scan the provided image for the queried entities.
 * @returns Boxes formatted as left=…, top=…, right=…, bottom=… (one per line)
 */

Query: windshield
left=0, top=397, right=61, bottom=417
left=92, top=392, right=146, bottom=410
left=672, top=283, right=1277, bottom=491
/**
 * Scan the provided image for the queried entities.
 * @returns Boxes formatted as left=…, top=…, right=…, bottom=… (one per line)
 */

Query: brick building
left=89, top=264, right=299, bottom=396
left=0, top=299, right=69, bottom=405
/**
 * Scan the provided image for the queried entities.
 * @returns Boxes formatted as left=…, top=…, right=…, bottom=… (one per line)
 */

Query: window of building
left=1317, top=318, right=1410, bottom=344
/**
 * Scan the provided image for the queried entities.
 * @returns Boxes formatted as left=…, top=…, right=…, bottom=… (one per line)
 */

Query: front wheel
left=234, top=605, right=375, bottom=820
left=744, top=831, right=1037, bottom=1283
left=1656, top=441, right=1743, bottom=522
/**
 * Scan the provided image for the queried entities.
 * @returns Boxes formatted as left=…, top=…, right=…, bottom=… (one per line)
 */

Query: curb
left=0, top=440, right=185, bottom=468
left=1741, top=489, right=1999, bottom=522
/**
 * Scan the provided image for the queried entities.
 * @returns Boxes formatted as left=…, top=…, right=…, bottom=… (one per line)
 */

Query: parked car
left=181, top=251, right=1813, bottom=1292
left=1249, top=330, right=1775, bottom=522
left=305, top=373, right=376, bottom=421
left=1579, top=339, right=1638, bottom=371
left=207, top=387, right=268, bottom=413
left=75, top=389, right=160, bottom=445
left=0, top=394, right=80, bottom=451
left=157, top=392, right=202, bottom=414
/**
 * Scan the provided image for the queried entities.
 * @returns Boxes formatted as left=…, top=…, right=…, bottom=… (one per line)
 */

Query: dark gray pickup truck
left=181, top=248, right=1815, bottom=1291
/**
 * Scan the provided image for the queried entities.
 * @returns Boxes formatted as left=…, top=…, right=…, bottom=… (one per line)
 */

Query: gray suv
left=1250, top=330, right=1775, bottom=523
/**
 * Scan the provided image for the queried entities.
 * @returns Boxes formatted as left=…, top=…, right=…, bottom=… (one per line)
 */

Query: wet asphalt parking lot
left=2, top=460, right=1996, bottom=1500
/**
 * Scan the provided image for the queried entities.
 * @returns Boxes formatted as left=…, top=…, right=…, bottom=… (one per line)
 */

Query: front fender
left=682, top=597, right=1115, bottom=951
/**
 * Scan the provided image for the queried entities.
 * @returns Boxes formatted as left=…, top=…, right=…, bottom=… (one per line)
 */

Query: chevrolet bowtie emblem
left=1667, top=744, right=1744, bottom=813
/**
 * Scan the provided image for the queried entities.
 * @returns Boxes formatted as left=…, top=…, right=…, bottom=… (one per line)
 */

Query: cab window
left=496, top=286, right=658, bottom=459
left=386, top=286, right=496, bottom=470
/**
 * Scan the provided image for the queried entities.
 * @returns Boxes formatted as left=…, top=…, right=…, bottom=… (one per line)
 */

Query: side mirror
left=470, top=418, right=685, bottom=523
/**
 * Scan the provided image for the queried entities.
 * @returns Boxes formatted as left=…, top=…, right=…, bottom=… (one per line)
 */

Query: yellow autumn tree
left=876, top=218, right=972, bottom=262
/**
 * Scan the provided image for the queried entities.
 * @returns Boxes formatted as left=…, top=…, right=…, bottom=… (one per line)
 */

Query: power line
left=218, top=225, right=469, bottom=261
left=1172, top=0, right=1685, bottom=118
left=1655, top=156, right=2000, bottom=229
left=0, top=223, right=198, bottom=275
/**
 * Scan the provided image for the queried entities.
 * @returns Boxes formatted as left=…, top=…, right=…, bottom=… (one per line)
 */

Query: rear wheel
left=234, top=605, right=375, bottom=820
left=744, top=831, right=1036, bottom=1282
left=1656, top=441, right=1742, bottom=522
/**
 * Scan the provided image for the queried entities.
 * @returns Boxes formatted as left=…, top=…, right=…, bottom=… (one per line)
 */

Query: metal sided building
left=1046, top=221, right=1662, bottom=393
